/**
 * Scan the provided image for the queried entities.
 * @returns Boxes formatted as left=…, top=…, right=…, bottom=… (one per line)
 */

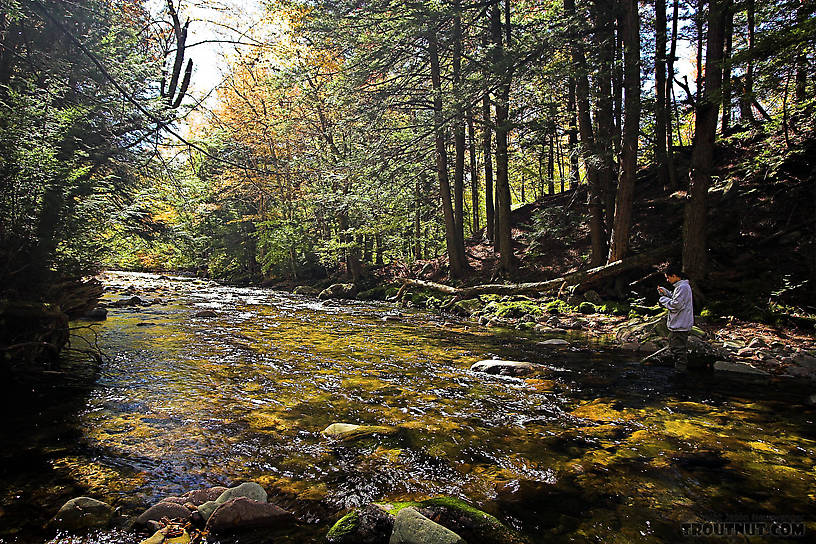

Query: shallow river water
left=1, top=271, right=815, bottom=543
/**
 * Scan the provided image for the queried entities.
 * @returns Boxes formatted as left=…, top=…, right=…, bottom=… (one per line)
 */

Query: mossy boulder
left=577, top=302, right=596, bottom=314
left=327, top=504, right=393, bottom=544
left=491, top=300, right=543, bottom=319
left=327, top=498, right=525, bottom=544
left=451, top=298, right=482, bottom=317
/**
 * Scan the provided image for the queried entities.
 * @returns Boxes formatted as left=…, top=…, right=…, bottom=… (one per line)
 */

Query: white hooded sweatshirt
left=659, top=279, right=694, bottom=331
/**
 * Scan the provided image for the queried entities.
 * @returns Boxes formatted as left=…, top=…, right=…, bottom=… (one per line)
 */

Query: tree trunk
left=608, top=0, right=641, bottom=263
left=568, top=76, right=580, bottom=188
left=483, top=93, right=495, bottom=241
left=429, top=31, right=467, bottom=278
left=683, top=0, right=728, bottom=280
left=721, top=7, right=733, bottom=134
left=414, top=176, right=422, bottom=260
left=666, top=0, right=680, bottom=189
left=491, top=1, right=514, bottom=273
left=548, top=133, right=555, bottom=195
left=591, top=0, right=617, bottom=236
left=565, top=0, right=606, bottom=266
left=655, top=0, right=669, bottom=188
left=467, top=110, right=479, bottom=233
left=452, top=4, right=466, bottom=248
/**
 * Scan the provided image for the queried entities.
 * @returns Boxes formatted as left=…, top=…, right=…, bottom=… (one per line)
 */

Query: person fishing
left=657, top=264, right=694, bottom=370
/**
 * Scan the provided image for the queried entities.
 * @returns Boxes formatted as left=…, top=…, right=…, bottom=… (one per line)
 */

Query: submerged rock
left=194, top=310, right=217, bottom=318
left=470, top=360, right=535, bottom=376
left=322, top=423, right=398, bottom=442
left=48, top=496, right=113, bottom=531
left=319, top=283, right=357, bottom=300
left=206, top=497, right=293, bottom=532
left=538, top=339, right=569, bottom=347
left=389, top=507, right=465, bottom=544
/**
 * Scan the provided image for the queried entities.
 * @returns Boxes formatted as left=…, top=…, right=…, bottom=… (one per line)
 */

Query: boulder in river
left=48, top=496, right=113, bottom=531
left=293, top=285, right=320, bottom=296
left=194, top=310, right=218, bottom=318
left=134, top=501, right=193, bottom=528
left=168, top=486, right=227, bottom=506
left=470, top=360, right=535, bottom=376
left=205, top=497, right=293, bottom=532
left=327, top=498, right=524, bottom=544
left=327, top=503, right=395, bottom=544
left=111, top=296, right=145, bottom=308
left=196, top=482, right=268, bottom=522
left=81, top=307, right=108, bottom=321
left=713, top=361, right=770, bottom=376
left=390, top=507, right=465, bottom=544
left=319, top=283, right=357, bottom=300
left=322, top=423, right=398, bottom=442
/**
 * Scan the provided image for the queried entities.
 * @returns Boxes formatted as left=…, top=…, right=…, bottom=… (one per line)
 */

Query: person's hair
left=664, top=263, right=686, bottom=278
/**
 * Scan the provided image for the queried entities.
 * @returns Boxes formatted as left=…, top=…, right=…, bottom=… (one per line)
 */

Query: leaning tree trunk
left=607, top=0, right=641, bottom=263
left=683, top=0, right=728, bottom=280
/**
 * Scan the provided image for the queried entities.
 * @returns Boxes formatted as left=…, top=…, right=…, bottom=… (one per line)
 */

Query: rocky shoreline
left=46, top=481, right=524, bottom=544
left=305, top=281, right=816, bottom=383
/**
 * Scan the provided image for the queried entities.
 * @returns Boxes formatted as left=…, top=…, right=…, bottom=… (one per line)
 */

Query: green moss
left=596, top=301, right=629, bottom=316
left=326, top=510, right=360, bottom=540
left=544, top=299, right=572, bottom=315
left=490, top=300, right=543, bottom=319
left=578, top=302, right=596, bottom=314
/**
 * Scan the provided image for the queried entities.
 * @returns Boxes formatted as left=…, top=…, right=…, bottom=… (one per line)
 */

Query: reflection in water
left=1, top=271, right=814, bottom=543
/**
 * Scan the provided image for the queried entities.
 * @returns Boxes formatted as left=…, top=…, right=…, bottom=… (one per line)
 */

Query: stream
left=1, top=271, right=814, bottom=543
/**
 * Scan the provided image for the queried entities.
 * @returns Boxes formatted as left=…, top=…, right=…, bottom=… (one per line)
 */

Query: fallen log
left=398, top=246, right=673, bottom=299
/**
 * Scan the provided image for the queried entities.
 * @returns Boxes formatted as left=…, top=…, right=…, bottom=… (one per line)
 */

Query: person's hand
left=658, top=286, right=670, bottom=296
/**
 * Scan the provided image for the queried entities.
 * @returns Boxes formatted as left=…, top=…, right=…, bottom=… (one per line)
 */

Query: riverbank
left=277, top=276, right=816, bottom=384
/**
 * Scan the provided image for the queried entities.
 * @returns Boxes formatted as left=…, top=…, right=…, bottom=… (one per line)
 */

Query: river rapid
left=1, top=271, right=814, bottom=543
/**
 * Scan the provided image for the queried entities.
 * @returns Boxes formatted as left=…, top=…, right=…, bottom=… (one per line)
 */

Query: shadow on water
left=1, top=271, right=814, bottom=543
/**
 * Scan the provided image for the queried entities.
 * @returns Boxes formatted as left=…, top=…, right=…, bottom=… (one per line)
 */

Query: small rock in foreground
left=389, top=507, right=465, bottom=544
left=206, top=497, right=293, bottom=532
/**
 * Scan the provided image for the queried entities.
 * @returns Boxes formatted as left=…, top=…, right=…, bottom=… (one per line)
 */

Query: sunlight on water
left=1, top=271, right=815, bottom=543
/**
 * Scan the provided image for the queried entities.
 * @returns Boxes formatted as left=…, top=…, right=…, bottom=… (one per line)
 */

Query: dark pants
left=668, top=330, right=689, bottom=370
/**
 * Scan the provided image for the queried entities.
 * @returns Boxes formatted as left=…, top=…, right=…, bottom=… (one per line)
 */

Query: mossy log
left=399, top=246, right=672, bottom=299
